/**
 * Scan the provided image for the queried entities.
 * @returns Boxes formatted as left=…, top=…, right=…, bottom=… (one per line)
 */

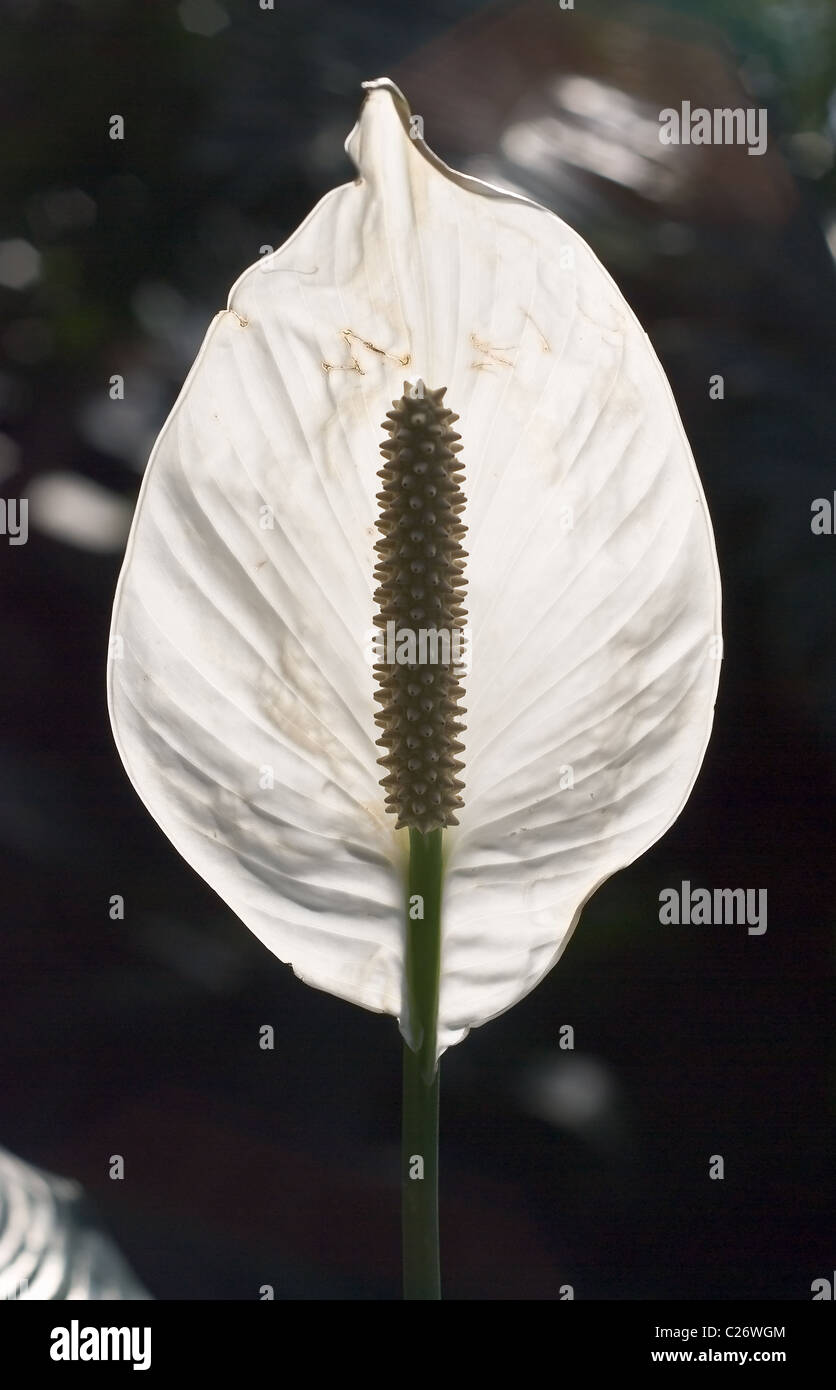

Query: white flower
left=108, top=79, right=721, bottom=1059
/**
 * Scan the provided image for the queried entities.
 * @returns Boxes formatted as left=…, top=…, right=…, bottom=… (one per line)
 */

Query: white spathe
left=108, top=78, right=721, bottom=1056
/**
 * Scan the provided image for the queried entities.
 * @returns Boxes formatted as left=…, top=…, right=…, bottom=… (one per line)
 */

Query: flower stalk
left=402, top=826, right=443, bottom=1299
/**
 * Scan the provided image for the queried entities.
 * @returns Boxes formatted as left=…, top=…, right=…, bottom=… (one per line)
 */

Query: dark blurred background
left=1, top=0, right=834, bottom=1299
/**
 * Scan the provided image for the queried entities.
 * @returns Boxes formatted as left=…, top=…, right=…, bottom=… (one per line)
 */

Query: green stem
left=402, top=827, right=443, bottom=1300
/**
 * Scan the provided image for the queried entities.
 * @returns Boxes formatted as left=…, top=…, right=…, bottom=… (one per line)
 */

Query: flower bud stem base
left=402, top=826, right=442, bottom=1300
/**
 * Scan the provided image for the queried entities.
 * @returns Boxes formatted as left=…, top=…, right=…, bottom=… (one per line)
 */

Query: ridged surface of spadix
left=372, top=381, right=468, bottom=835
left=108, top=79, right=721, bottom=1056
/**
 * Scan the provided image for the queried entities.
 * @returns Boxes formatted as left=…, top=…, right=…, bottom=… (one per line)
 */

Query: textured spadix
left=108, top=78, right=721, bottom=1056
left=373, top=381, right=468, bottom=835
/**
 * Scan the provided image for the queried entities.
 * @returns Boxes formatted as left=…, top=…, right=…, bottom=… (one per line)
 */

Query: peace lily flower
left=107, top=78, right=721, bottom=1298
